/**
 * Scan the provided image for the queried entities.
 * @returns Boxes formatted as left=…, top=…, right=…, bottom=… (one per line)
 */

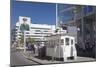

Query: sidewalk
left=23, top=52, right=62, bottom=64
left=23, top=52, right=96, bottom=65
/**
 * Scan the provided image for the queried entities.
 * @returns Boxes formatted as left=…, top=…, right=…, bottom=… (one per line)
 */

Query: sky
left=11, top=1, right=56, bottom=27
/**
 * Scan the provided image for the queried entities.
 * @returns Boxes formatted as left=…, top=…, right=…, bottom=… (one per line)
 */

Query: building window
left=44, top=30, right=49, bottom=32
left=65, top=38, right=69, bottom=45
left=35, top=30, right=41, bottom=32
left=16, top=26, right=19, bottom=28
left=26, top=32, right=30, bottom=34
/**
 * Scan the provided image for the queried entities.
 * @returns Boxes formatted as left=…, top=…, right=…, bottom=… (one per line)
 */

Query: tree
left=26, top=37, right=35, bottom=45
left=20, top=34, right=24, bottom=45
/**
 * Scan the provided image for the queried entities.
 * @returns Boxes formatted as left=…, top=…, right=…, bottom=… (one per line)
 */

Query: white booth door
left=70, top=39, right=74, bottom=56
left=63, top=38, right=71, bottom=57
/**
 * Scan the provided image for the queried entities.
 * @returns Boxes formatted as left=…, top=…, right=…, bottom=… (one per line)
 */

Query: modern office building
left=58, top=4, right=96, bottom=50
left=57, top=4, right=78, bottom=44
left=11, top=16, right=67, bottom=47
left=12, top=16, right=55, bottom=42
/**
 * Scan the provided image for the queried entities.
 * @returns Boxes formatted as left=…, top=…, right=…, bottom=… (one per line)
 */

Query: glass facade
left=60, top=10, right=74, bottom=23
left=83, top=6, right=94, bottom=15
left=58, top=4, right=74, bottom=24
left=58, top=5, right=95, bottom=24
left=58, top=4, right=96, bottom=50
left=58, top=4, right=74, bottom=10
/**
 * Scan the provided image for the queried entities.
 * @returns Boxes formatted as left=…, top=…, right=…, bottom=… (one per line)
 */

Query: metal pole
left=60, top=27, right=61, bottom=61
left=24, top=31, right=26, bottom=52
left=52, top=3, right=58, bottom=61
left=81, top=6, right=85, bottom=50
left=59, top=21, right=62, bottom=61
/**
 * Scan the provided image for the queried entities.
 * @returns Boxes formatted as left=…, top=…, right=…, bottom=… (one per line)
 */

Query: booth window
left=71, top=39, right=73, bottom=45
left=65, top=38, right=69, bottom=45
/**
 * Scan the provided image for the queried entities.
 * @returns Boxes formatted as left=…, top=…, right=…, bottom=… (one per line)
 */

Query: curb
left=22, top=53, right=44, bottom=64
left=26, top=56, right=43, bottom=65
left=22, top=53, right=61, bottom=65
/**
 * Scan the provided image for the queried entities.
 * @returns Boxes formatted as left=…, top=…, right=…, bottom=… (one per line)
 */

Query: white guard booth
left=46, top=34, right=77, bottom=62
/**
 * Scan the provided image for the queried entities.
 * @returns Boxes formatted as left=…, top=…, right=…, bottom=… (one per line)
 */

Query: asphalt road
left=10, top=50, right=39, bottom=66
left=10, top=48, right=96, bottom=66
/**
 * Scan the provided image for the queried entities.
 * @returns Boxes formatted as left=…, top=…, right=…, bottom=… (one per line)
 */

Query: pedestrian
left=27, top=42, right=31, bottom=57
left=26, top=42, right=28, bottom=51
left=34, top=44, right=38, bottom=56
left=31, top=43, right=35, bottom=54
